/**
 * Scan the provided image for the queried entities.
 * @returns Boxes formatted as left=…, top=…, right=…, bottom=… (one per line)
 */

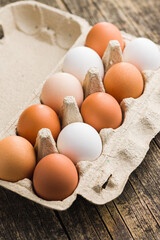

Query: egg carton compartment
left=0, top=1, right=89, bottom=138
left=0, top=1, right=160, bottom=211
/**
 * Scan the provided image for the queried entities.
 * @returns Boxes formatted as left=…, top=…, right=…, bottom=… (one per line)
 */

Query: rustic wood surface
left=0, top=0, right=160, bottom=239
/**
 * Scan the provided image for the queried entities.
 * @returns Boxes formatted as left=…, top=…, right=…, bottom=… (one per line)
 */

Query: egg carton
left=0, top=1, right=160, bottom=211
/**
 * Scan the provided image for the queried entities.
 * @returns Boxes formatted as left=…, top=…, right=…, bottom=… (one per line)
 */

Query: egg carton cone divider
left=0, top=1, right=160, bottom=210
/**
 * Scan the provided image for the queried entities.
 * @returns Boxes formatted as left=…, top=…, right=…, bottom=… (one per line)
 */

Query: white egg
left=123, top=37, right=160, bottom=71
left=57, top=122, right=102, bottom=164
left=62, top=46, right=104, bottom=84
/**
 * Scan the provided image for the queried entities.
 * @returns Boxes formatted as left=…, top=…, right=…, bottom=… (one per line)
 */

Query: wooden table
left=0, top=1, right=160, bottom=239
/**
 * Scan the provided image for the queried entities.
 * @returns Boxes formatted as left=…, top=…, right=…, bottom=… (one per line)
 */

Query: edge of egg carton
left=0, top=1, right=160, bottom=211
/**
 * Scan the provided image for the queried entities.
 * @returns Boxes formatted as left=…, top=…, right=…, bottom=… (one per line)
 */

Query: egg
left=85, top=22, right=125, bottom=58
left=0, top=136, right=36, bottom=182
left=41, top=72, right=84, bottom=114
left=81, top=92, right=122, bottom=132
left=123, top=37, right=160, bottom=71
left=33, top=153, right=78, bottom=201
left=104, top=62, right=144, bottom=103
left=62, top=46, right=104, bottom=84
left=57, top=122, right=102, bottom=164
left=17, top=104, right=61, bottom=145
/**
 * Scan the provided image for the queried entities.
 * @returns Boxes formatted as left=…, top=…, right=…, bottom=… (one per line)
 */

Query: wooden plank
left=110, top=143, right=160, bottom=240
left=62, top=0, right=105, bottom=24
left=97, top=202, right=133, bottom=240
left=80, top=198, right=112, bottom=240
left=57, top=197, right=112, bottom=240
left=0, top=0, right=67, bottom=10
left=0, top=187, right=69, bottom=240
left=154, top=132, right=160, bottom=149
left=128, top=177, right=160, bottom=236
left=92, top=0, right=160, bottom=44
left=35, top=0, right=68, bottom=11
left=127, top=180, right=159, bottom=239
left=124, top=0, right=160, bottom=43
left=131, top=141, right=160, bottom=225
left=0, top=189, right=19, bottom=240
left=92, top=0, right=143, bottom=36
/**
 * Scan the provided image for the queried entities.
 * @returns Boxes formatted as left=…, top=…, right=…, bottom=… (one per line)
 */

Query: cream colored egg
left=41, top=72, right=84, bottom=115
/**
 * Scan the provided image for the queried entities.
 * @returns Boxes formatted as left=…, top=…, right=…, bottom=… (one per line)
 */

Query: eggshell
left=123, top=37, right=160, bottom=71
left=17, top=104, right=61, bottom=145
left=62, top=46, right=104, bottom=84
left=41, top=72, right=84, bottom=114
left=85, top=22, right=125, bottom=58
left=0, top=136, right=36, bottom=182
left=104, top=62, right=144, bottom=103
left=33, top=153, right=78, bottom=201
left=81, top=92, right=122, bottom=132
left=57, top=122, right=102, bottom=164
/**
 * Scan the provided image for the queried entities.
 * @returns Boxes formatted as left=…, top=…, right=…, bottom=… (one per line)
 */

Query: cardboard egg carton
left=0, top=1, right=160, bottom=211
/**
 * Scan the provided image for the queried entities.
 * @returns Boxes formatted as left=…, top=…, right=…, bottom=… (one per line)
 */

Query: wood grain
left=0, top=0, right=160, bottom=240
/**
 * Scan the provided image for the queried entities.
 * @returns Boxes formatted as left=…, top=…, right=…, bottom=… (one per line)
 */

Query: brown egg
left=85, top=22, right=125, bottom=58
left=104, top=62, right=144, bottom=103
left=33, top=153, right=78, bottom=201
left=81, top=92, right=122, bottom=132
left=17, top=104, right=61, bottom=145
left=0, top=136, right=36, bottom=182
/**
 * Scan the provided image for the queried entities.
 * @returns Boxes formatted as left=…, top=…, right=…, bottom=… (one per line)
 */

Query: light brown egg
left=0, top=136, right=36, bottom=182
left=41, top=72, right=84, bottom=115
left=104, top=62, right=144, bottom=103
left=33, top=153, right=78, bottom=201
left=81, top=92, right=122, bottom=132
left=85, top=22, right=125, bottom=58
left=17, top=104, right=61, bottom=145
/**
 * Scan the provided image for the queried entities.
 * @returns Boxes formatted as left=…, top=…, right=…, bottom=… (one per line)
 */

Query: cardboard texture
left=0, top=1, right=160, bottom=210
